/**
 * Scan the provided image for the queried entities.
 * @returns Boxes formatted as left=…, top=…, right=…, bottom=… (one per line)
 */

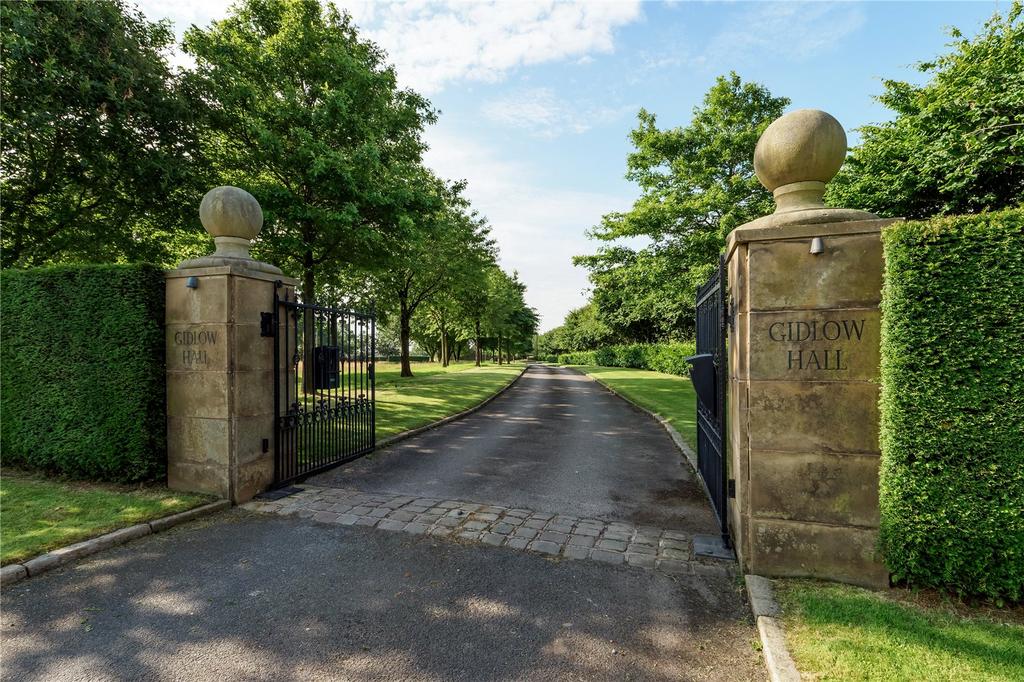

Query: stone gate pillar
left=726, top=110, right=898, bottom=587
left=165, top=187, right=297, bottom=503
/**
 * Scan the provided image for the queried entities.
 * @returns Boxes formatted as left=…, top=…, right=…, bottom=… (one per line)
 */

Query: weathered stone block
left=747, top=231, right=883, bottom=311
left=168, top=459, right=230, bottom=499
left=727, top=243, right=748, bottom=316
left=233, top=370, right=276, bottom=417
left=233, top=415, right=274, bottom=466
left=747, top=381, right=880, bottom=454
left=748, top=309, right=880, bottom=382
left=235, top=323, right=280, bottom=372
left=749, top=451, right=880, bottom=526
left=165, top=274, right=229, bottom=324
left=166, top=416, right=229, bottom=466
left=749, top=518, right=888, bottom=588
left=730, top=312, right=749, bottom=381
left=235, top=455, right=275, bottom=504
left=166, top=371, right=229, bottom=419
left=232, top=276, right=279, bottom=322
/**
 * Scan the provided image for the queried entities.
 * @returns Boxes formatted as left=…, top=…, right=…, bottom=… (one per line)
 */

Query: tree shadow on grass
left=376, top=367, right=521, bottom=439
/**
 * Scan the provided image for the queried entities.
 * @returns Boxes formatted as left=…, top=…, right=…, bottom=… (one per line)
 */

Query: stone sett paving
left=241, top=485, right=736, bottom=577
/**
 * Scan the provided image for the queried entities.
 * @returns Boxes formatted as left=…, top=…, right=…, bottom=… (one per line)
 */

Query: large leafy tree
left=482, top=269, right=537, bottom=363
left=829, top=2, right=1024, bottom=219
left=1, top=0, right=206, bottom=268
left=578, top=243, right=696, bottom=342
left=374, top=178, right=496, bottom=377
left=457, top=275, right=492, bottom=367
left=183, top=0, right=435, bottom=300
left=575, top=73, right=788, bottom=342
left=547, top=303, right=616, bottom=353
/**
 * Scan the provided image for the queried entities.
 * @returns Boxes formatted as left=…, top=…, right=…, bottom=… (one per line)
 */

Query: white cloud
left=362, top=1, right=644, bottom=94
left=137, top=1, right=643, bottom=94
left=480, top=87, right=636, bottom=138
left=709, top=1, right=865, bottom=62
left=423, top=125, right=637, bottom=331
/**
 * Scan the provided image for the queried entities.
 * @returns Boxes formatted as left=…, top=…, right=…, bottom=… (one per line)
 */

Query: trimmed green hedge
left=557, top=342, right=697, bottom=377
left=880, top=209, right=1024, bottom=601
left=1, top=264, right=167, bottom=482
left=381, top=354, right=429, bottom=363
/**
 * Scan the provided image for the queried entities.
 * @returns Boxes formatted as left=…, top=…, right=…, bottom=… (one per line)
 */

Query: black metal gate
left=692, top=254, right=730, bottom=547
left=272, top=284, right=375, bottom=486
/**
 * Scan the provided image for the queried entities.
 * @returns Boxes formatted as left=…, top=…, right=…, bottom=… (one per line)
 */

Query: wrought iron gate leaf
left=273, top=284, right=376, bottom=486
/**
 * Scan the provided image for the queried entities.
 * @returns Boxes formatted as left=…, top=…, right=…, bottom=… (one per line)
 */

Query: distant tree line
left=0, top=0, right=537, bottom=376
left=543, top=2, right=1023, bottom=352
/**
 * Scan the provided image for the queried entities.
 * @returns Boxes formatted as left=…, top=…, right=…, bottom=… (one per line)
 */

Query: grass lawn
left=375, top=360, right=524, bottom=439
left=777, top=579, right=1024, bottom=681
left=0, top=471, right=212, bottom=565
left=572, top=365, right=698, bottom=449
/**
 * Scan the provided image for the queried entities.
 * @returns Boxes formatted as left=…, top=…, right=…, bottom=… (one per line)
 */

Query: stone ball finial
left=198, top=186, right=263, bottom=261
left=199, top=186, right=263, bottom=240
left=754, top=109, right=847, bottom=214
left=176, top=185, right=281, bottom=273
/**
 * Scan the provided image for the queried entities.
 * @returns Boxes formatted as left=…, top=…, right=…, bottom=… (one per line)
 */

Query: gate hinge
left=725, top=297, right=736, bottom=331
left=260, top=312, right=275, bottom=337
left=728, top=479, right=736, bottom=498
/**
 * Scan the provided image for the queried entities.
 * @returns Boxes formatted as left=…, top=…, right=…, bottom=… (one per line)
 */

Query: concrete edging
left=0, top=499, right=231, bottom=588
left=375, top=364, right=529, bottom=449
left=745, top=575, right=802, bottom=682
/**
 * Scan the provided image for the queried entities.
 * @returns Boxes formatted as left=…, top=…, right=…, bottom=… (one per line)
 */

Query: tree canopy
left=828, top=2, right=1024, bottom=218
left=182, top=0, right=437, bottom=300
left=1, top=0, right=206, bottom=268
left=574, top=73, right=788, bottom=343
left=537, top=303, right=615, bottom=355
left=372, top=177, right=497, bottom=376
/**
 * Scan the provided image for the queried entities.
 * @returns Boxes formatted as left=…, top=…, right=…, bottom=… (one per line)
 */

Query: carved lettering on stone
left=766, top=318, right=866, bottom=372
left=174, top=328, right=217, bottom=367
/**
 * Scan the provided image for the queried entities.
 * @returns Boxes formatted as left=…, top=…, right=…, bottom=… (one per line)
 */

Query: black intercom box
left=313, top=346, right=340, bottom=390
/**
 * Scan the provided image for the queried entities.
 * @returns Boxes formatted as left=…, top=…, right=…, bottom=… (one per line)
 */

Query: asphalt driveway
left=310, top=365, right=719, bottom=533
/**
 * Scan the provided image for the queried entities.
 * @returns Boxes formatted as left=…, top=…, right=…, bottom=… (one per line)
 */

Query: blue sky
left=138, top=1, right=1005, bottom=331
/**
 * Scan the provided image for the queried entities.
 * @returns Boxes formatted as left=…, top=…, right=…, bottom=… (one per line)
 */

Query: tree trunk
left=440, top=317, right=448, bottom=368
left=302, top=252, right=315, bottom=392
left=399, top=292, right=413, bottom=378
left=497, top=332, right=503, bottom=365
left=475, top=320, right=482, bottom=366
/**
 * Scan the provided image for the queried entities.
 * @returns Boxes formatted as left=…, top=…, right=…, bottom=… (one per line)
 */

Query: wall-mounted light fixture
left=186, top=276, right=199, bottom=289
left=809, top=237, right=824, bottom=255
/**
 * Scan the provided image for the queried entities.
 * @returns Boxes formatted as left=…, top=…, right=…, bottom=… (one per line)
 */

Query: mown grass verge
left=0, top=471, right=211, bottom=565
left=777, top=579, right=1024, bottom=681
left=572, top=365, right=698, bottom=449
left=375, top=361, right=524, bottom=440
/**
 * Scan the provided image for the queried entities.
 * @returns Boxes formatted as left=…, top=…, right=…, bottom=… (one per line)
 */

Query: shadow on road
left=1, top=511, right=761, bottom=681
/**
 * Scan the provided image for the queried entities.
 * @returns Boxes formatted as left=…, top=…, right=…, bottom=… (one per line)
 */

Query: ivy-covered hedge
left=879, top=209, right=1024, bottom=601
left=557, top=342, right=697, bottom=377
left=1, top=264, right=167, bottom=482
